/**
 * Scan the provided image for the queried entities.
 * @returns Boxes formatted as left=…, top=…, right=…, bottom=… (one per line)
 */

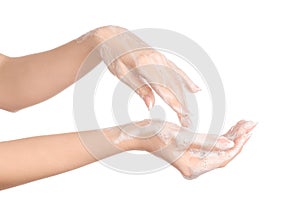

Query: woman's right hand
left=86, top=26, right=200, bottom=127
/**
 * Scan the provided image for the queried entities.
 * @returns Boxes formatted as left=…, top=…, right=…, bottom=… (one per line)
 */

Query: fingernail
left=216, top=137, right=235, bottom=150
left=148, top=99, right=153, bottom=110
left=193, top=84, right=201, bottom=92
left=143, top=95, right=153, bottom=110
left=244, top=121, right=256, bottom=129
left=227, top=140, right=235, bottom=148
left=181, top=115, right=192, bottom=127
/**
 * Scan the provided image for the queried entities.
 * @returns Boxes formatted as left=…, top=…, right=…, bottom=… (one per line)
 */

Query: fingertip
left=216, top=136, right=235, bottom=150
left=178, top=114, right=192, bottom=128
left=136, top=85, right=155, bottom=110
left=191, top=84, right=201, bottom=93
left=185, top=82, right=201, bottom=93
left=143, top=94, right=155, bottom=110
left=243, top=120, right=257, bottom=130
left=148, top=99, right=154, bottom=110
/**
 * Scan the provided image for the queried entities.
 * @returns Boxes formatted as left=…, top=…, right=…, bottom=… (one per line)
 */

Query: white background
left=0, top=0, right=299, bottom=198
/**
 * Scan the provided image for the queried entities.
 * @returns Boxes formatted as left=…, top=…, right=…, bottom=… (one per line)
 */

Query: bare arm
left=0, top=33, right=102, bottom=112
left=0, top=120, right=255, bottom=190
left=0, top=133, right=95, bottom=190
left=0, top=26, right=199, bottom=126
left=0, top=127, right=133, bottom=190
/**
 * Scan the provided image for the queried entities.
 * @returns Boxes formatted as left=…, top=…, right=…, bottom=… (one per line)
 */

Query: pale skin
left=0, top=120, right=255, bottom=190
left=0, top=26, right=255, bottom=190
left=0, top=25, right=199, bottom=126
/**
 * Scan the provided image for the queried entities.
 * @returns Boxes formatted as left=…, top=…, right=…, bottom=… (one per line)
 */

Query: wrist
left=111, top=120, right=167, bottom=152
left=76, top=26, right=128, bottom=52
left=102, top=125, right=145, bottom=152
left=101, top=120, right=170, bottom=153
left=89, top=25, right=128, bottom=45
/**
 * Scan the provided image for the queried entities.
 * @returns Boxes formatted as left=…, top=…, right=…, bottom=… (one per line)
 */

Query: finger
left=178, top=114, right=192, bottom=128
left=230, top=121, right=256, bottom=153
left=150, top=83, right=190, bottom=127
left=220, top=122, right=256, bottom=166
left=176, top=130, right=234, bottom=151
left=167, top=60, right=200, bottom=93
left=136, top=85, right=155, bottom=109
left=224, top=120, right=256, bottom=140
left=146, top=50, right=199, bottom=93
left=114, top=60, right=155, bottom=109
left=188, top=123, right=255, bottom=175
left=220, top=133, right=252, bottom=167
left=191, top=135, right=234, bottom=151
left=136, top=53, right=191, bottom=126
left=215, top=136, right=235, bottom=150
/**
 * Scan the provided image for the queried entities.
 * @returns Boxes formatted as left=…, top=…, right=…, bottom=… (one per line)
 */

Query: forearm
left=0, top=120, right=254, bottom=189
left=0, top=32, right=102, bottom=112
left=0, top=127, right=137, bottom=190
left=0, top=53, right=7, bottom=66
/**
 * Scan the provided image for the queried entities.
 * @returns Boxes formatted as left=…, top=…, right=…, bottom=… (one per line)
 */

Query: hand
left=113, top=119, right=256, bottom=179
left=155, top=120, right=256, bottom=179
left=93, top=26, right=200, bottom=127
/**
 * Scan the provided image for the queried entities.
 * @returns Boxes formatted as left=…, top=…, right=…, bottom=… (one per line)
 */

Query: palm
left=152, top=120, right=256, bottom=179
